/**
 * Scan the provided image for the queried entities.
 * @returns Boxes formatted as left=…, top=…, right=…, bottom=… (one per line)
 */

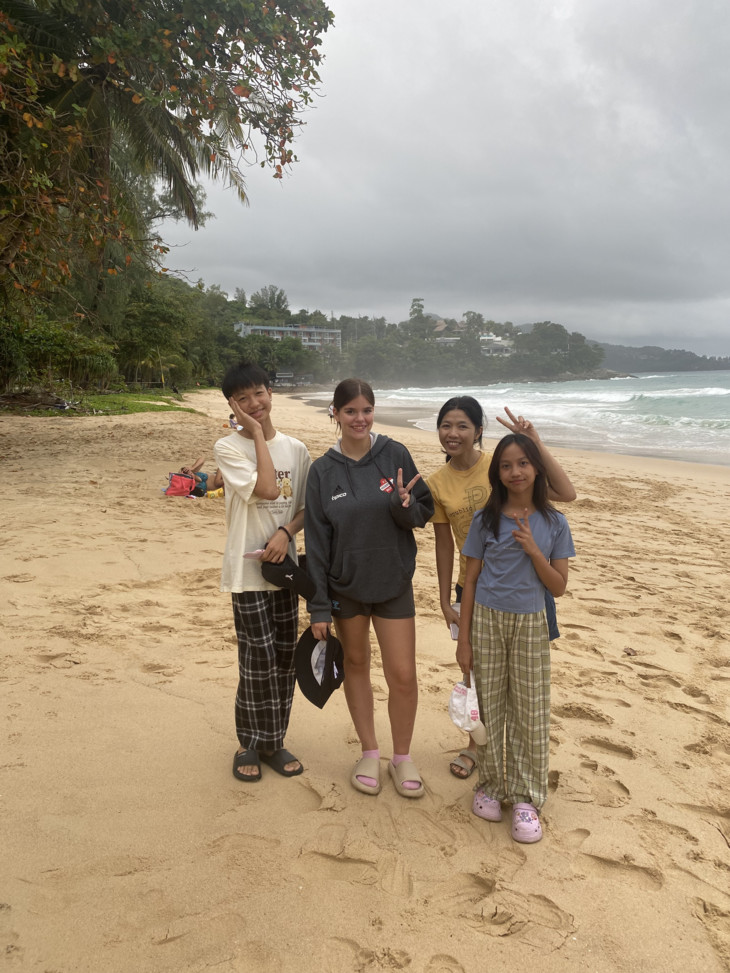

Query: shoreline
left=294, top=392, right=730, bottom=469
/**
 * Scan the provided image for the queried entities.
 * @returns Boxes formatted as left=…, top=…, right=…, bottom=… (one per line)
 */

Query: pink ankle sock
left=392, top=753, right=421, bottom=790
left=356, top=749, right=380, bottom=788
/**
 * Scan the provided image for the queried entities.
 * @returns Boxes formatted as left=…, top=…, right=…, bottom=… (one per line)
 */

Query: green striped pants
left=472, top=603, right=551, bottom=810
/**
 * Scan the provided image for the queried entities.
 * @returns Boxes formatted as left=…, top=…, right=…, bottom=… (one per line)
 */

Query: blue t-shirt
left=462, top=508, right=575, bottom=614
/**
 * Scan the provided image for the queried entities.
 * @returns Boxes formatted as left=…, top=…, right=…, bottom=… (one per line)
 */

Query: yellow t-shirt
left=427, top=451, right=491, bottom=587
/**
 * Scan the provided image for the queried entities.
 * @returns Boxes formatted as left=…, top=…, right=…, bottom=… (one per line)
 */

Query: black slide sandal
left=232, top=749, right=262, bottom=782
left=259, top=749, right=303, bottom=777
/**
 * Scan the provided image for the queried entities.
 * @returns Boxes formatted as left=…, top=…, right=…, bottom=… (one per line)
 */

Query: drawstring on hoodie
left=339, top=450, right=394, bottom=498
left=373, top=456, right=396, bottom=491
left=332, top=434, right=402, bottom=501
left=342, top=453, right=358, bottom=497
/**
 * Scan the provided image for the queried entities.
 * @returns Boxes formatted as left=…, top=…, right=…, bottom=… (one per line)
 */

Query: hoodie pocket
left=333, top=547, right=411, bottom=602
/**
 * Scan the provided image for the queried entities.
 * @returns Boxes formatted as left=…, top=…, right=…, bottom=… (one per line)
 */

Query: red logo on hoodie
left=379, top=477, right=394, bottom=494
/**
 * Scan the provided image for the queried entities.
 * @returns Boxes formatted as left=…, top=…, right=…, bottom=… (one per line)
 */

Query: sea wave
left=382, top=370, right=730, bottom=464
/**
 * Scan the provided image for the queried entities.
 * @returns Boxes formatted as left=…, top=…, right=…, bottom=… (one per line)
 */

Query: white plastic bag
left=448, top=670, right=487, bottom=744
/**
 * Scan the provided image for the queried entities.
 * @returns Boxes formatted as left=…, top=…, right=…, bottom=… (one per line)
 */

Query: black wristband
left=277, top=525, right=293, bottom=542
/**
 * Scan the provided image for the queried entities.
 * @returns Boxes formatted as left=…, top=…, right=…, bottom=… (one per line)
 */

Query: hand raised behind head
left=495, top=406, right=539, bottom=440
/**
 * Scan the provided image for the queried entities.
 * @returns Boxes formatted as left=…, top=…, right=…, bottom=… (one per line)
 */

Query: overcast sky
left=160, top=0, right=730, bottom=357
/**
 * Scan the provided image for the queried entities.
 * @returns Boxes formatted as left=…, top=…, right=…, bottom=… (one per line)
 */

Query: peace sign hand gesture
left=511, top=508, right=540, bottom=556
left=396, top=467, right=421, bottom=508
left=495, top=406, right=541, bottom=444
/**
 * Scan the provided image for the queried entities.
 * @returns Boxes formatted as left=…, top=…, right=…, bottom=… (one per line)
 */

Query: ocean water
left=374, top=371, right=730, bottom=466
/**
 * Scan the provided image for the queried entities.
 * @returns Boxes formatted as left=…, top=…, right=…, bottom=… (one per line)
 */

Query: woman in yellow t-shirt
left=427, top=395, right=576, bottom=779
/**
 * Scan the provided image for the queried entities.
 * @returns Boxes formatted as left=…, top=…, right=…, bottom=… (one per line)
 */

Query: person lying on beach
left=179, top=459, right=224, bottom=497
left=457, top=433, right=575, bottom=843
left=427, top=398, right=576, bottom=780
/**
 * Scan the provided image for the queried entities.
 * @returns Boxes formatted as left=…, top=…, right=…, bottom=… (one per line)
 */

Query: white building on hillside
left=235, top=322, right=341, bottom=352
left=479, top=333, right=514, bottom=356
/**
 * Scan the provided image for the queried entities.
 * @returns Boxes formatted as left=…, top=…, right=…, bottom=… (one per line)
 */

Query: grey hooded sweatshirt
left=304, top=435, right=434, bottom=624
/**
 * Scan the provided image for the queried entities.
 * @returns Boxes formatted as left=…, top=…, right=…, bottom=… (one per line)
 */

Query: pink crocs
left=511, top=803, right=542, bottom=843
left=472, top=786, right=502, bottom=821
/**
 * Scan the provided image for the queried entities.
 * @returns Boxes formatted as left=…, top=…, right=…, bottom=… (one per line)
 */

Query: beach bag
left=449, top=670, right=487, bottom=744
left=165, top=472, right=196, bottom=497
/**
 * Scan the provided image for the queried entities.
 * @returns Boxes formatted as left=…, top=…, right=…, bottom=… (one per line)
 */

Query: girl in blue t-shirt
left=456, top=433, right=575, bottom=843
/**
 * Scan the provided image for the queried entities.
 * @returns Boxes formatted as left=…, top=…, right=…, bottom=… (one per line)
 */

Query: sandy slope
left=1, top=388, right=729, bottom=972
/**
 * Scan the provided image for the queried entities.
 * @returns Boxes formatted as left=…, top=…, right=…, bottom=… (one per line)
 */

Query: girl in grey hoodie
left=305, top=378, right=434, bottom=798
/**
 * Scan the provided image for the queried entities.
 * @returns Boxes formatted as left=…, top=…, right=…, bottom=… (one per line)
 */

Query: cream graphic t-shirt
left=214, top=430, right=311, bottom=592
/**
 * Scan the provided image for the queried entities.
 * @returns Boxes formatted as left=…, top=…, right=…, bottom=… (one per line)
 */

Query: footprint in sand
left=664, top=700, right=729, bottom=727
left=424, top=956, right=466, bottom=973
left=580, top=736, right=637, bottom=760
left=586, top=692, right=632, bottom=709
left=300, top=820, right=423, bottom=898
left=206, top=832, right=281, bottom=871
left=35, top=652, right=82, bottom=668
left=297, top=824, right=381, bottom=888
left=140, top=621, right=175, bottom=634
left=683, top=732, right=727, bottom=759
left=404, top=808, right=458, bottom=857
left=296, top=775, right=344, bottom=812
left=430, top=871, right=574, bottom=948
left=322, top=939, right=411, bottom=973
left=681, top=684, right=712, bottom=704
left=636, top=672, right=682, bottom=690
left=378, top=854, right=414, bottom=897
left=553, top=760, right=630, bottom=808
left=563, top=828, right=591, bottom=849
left=578, top=852, right=664, bottom=890
left=553, top=702, right=613, bottom=725
left=692, top=898, right=730, bottom=968
left=141, top=662, right=183, bottom=677
left=626, top=811, right=699, bottom=849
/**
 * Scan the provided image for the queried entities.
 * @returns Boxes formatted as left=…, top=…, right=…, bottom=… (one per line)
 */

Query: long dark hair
left=436, top=395, right=485, bottom=462
left=481, top=434, right=557, bottom=538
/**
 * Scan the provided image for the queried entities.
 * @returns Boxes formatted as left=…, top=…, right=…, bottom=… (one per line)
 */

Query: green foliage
left=247, top=284, right=290, bottom=321
left=596, top=342, right=730, bottom=373
left=0, top=313, right=117, bottom=390
left=79, top=391, right=195, bottom=415
left=409, top=297, right=425, bottom=321
left=462, top=311, right=484, bottom=336
left=0, top=0, right=332, bottom=395
left=512, top=322, right=603, bottom=378
left=322, top=314, right=609, bottom=386
left=249, top=284, right=289, bottom=311
left=0, top=0, right=333, bottom=308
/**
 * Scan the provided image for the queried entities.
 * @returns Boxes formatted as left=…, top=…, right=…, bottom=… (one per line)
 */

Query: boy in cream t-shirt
left=214, top=362, right=311, bottom=782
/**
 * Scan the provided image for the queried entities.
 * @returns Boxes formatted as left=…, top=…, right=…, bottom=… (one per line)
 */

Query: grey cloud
left=160, top=0, right=730, bottom=355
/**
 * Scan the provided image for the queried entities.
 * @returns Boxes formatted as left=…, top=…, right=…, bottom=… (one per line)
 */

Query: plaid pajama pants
left=231, top=589, right=299, bottom=751
left=471, top=603, right=551, bottom=810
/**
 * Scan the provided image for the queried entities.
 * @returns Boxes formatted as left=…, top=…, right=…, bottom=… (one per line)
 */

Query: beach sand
left=1, top=389, right=729, bottom=972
